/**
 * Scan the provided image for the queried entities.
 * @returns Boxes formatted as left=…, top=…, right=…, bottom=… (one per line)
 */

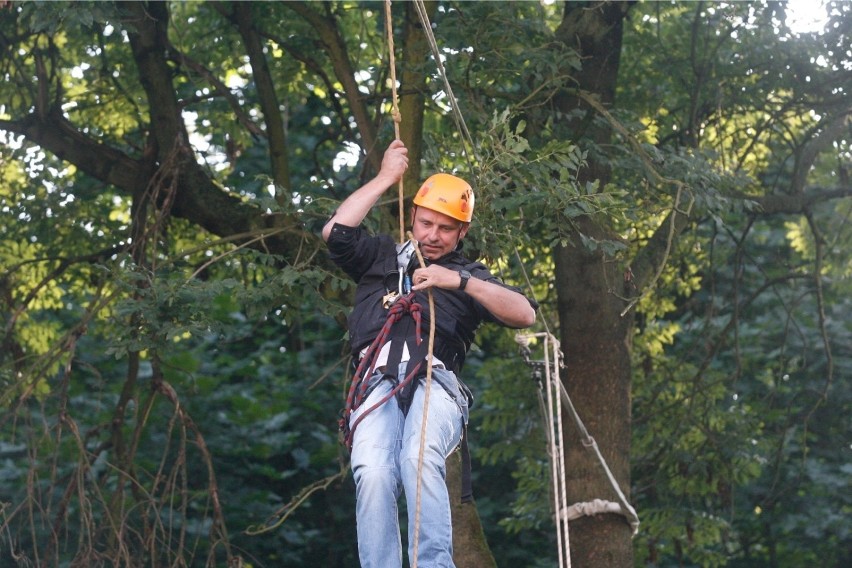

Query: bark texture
left=448, top=451, right=497, bottom=568
left=553, top=3, right=636, bottom=566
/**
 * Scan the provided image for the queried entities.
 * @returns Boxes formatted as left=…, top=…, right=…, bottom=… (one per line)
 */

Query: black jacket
left=327, top=222, right=535, bottom=371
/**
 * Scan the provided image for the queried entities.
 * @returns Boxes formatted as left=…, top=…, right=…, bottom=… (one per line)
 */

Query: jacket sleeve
left=326, top=222, right=381, bottom=283
left=467, top=262, right=539, bottom=327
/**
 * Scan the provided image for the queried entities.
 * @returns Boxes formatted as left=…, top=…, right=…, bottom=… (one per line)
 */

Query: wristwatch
left=458, top=269, right=471, bottom=291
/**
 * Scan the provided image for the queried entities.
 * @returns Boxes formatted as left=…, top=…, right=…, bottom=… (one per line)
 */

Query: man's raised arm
left=321, top=140, right=408, bottom=242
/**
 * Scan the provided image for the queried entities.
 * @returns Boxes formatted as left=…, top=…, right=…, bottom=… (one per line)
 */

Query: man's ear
left=459, top=222, right=470, bottom=240
left=409, top=206, right=417, bottom=225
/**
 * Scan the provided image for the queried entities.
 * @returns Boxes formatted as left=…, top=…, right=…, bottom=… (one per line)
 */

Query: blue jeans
left=349, top=366, right=468, bottom=568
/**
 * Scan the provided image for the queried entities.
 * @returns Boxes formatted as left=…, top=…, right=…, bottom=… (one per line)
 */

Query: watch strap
left=458, top=269, right=471, bottom=291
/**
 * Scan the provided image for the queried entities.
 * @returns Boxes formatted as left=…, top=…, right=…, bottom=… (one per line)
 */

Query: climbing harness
left=340, top=290, right=424, bottom=449
left=517, top=332, right=640, bottom=568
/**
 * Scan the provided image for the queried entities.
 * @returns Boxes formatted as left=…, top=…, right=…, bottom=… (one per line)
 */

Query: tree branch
left=285, top=1, right=383, bottom=173
left=790, top=112, right=851, bottom=194
left=733, top=186, right=852, bottom=214
left=120, top=1, right=313, bottom=258
left=228, top=2, right=291, bottom=192
left=0, top=111, right=310, bottom=259
left=165, top=44, right=265, bottom=139
left=0, top=112, right=149, bottom=194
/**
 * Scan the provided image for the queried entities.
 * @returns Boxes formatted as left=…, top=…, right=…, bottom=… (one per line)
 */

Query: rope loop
left=340, top=292, right=424, bottom=449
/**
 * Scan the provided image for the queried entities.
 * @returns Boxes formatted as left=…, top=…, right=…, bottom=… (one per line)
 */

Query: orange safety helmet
left=412, top=173, right=474, bottom=223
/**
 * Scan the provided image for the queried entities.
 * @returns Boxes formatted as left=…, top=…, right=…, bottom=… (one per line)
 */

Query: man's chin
left=420, top=247, right=441, bottom=259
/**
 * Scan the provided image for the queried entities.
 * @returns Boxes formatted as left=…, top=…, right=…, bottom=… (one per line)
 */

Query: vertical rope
left=384, top=0, right=405, bottom=243
left=550, top=333, right=571, bottom=567
left=542, top=333, right=571, bottom=567
left=542, top=335, right=566, bottom=567
left=519, top=331, right=641, bottom=562
left=408, top=233, right=435, bottom=568
left=386, top=4, right=436, bottom=566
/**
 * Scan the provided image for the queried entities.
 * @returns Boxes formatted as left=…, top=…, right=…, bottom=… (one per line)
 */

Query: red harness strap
left=340, top=293, right=424, bottom=451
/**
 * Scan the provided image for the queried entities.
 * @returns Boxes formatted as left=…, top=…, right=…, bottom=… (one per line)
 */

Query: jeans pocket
left=431, top=368, right=469, bottom=425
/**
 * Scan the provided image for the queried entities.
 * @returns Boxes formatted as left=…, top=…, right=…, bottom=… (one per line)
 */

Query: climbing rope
left=383, top=0, right=405, bottom=243
left=516, top=333, right=641, bottom=546
left=408, top=232, right=436, bottom=568
left=381, top=5, right=437, bottom=566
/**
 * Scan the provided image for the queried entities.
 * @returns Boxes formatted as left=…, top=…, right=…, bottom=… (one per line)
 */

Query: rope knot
left=388, top=293, right=412, bottom=318
left=387, top=293, right=424, bottom=344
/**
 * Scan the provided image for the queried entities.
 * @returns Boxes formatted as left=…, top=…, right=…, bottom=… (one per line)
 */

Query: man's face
left=410, top=206, right=469, bottom=260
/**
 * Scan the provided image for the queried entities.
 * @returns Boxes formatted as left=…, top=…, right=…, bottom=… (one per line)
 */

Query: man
left=322, top=139, right=537, bottom=567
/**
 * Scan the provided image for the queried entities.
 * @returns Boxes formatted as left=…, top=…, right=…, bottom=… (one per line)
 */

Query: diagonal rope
left=411, top=0, right=478, bottom=172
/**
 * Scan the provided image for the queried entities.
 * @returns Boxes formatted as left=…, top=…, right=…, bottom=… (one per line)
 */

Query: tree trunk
left=555, top=218, right=635, bottom=567
left=448, top=451, right=497, bottom=568
left=553, top=3, right=635, bottom=566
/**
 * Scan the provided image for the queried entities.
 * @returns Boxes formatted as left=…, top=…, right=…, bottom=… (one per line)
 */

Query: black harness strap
left=340, top=293, right=423, bottom=450
left=386, top=313, right=431, bottom=415
left=338, top=292, right=476, bottom=502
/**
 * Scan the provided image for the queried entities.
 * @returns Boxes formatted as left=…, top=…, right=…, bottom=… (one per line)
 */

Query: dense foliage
left=1, top=1, right=849, bottom=567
